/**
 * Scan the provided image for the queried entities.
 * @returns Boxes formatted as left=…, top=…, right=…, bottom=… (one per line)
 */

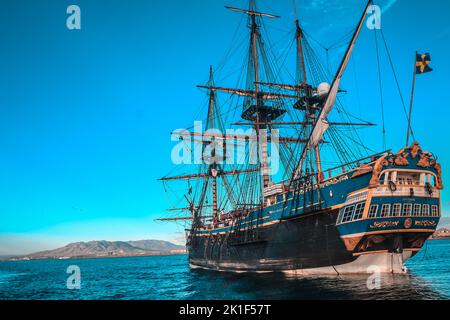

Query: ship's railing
left=372, top=185, right=440, bottom=198
left=322, top=150, right=390, bottom=181
left=290, top=150, right=390, bottom=184
left=391, top=179, right=422, bottom=186
left=345, top=190, right=369, bottom=204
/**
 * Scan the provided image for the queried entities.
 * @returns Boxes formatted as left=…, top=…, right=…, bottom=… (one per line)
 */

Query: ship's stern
left=335, top=143, right=442, bottom=273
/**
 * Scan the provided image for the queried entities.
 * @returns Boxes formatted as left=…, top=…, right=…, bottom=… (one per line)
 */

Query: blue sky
left=0, top=0, right=449, bottom=255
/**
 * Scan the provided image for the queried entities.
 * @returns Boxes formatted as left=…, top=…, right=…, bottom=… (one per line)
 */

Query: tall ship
left=159, top=0, right=443, bottom=274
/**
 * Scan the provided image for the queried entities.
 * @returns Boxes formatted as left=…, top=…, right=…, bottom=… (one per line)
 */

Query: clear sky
left=1, top=0, right=449, bottom=255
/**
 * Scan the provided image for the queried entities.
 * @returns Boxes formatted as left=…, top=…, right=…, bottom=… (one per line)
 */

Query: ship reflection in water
left=189, top=271, right=444, bottom=300
left=186, top=239, right=450, bottom=300
left=0, top=240, right=449, bottom=300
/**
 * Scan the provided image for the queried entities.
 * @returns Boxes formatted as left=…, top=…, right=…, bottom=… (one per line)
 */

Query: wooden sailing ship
left=159, top=0, right=443, bottom=274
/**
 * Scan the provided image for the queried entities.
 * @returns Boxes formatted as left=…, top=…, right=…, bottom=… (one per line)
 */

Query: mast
left=295, top=19, right=307, bottom=83
left=225, top=1, right=284, bottom=200
left=293, top=0, right=372, bottom=180
left=248, top=0, right=267, bottom=192
left=294, top=1, right=307, bottom=85
left=206, top=66, right=219, bottom=221
left=251, top=12, right=260, bottom=98
left=212, top=168, right=218, bottom=220
left=294, top=4, right=323, bottom=179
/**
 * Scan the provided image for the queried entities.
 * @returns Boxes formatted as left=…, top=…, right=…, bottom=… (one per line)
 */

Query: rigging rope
left=380, top=29, right=416, bottom=142
left=374, top=29, right=387, bottom=150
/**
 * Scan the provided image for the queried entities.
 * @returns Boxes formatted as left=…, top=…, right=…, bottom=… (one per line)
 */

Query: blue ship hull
left=188, top=144, right=443, bottom=274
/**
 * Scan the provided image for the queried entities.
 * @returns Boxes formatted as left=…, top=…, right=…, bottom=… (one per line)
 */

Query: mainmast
left=294, top=2, right=307, bottom=85
left=250, top=9, right=260, bottom=98
left=248, top=1, right=268, bottom=194
left=206, top=66, right=219, bottom=221
left=226, top=1, right=285, bottom=198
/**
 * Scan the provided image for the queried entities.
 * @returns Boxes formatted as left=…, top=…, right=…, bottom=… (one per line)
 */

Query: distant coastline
left=430, top=228, right=450, bottom=240
left=1, top=239, right=186, bottom=262
left=3, top=251, right=187, bottom=262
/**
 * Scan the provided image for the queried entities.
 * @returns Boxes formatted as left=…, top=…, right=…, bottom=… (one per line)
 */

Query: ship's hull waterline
left=188, top=209, right=425, bottom=275
left=189, top=252, right=413, bottom=275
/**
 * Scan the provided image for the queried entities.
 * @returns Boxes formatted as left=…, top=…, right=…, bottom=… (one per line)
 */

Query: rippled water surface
left=0, top=240, right=449, bottom=300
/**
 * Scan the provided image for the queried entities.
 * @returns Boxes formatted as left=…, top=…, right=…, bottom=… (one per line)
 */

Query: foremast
left=160, top=67, right=259, bottom=224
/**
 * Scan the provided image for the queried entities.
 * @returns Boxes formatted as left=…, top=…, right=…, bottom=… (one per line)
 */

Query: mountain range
left=10, top=240, right=186, bottom=260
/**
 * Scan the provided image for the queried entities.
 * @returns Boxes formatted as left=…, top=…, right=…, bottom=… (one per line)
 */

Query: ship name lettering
left=414, top=220, right=437, bottom=227
left=320, top=175, right=349, bottom=188
left=369, top=221, right=400, bottom=229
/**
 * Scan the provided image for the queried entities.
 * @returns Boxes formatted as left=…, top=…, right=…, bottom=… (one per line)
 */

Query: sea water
left=0, top=239, right=449, bottom=300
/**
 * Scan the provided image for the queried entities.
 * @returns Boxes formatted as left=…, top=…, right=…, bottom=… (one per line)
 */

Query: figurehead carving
left=417, top=153, right=431, bottom=168
left=434, top=162, right=444, bottom=190
left=410, top=142, right=422, bottom=159
left=369, top=155, right=389, bottom=188
left=394, top=152, right=409, bottom=166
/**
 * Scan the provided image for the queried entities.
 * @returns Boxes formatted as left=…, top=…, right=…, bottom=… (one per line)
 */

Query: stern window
left=422, top=205, right=430, bottom=217
left=341, top=206, right=355, bottom=223
left=392, top=204, right=401, bottom=217
left=403, top=204, right=412, bottom=217
left=368, top=205, right=378, bottom=218
left=381, top=204, right=391, bottom=217
left=432, top=205, right=439, bottom=217
left=413, top=204, right=421, bottom=217
left=353, top=203, right=365, bottom=221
